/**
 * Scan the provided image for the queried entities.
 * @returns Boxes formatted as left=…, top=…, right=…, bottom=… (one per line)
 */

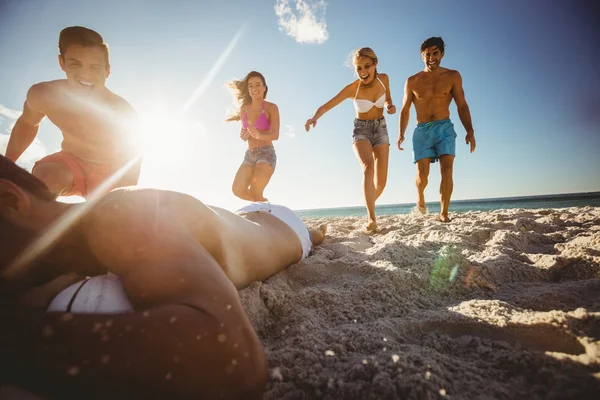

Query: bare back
left=29, top=80, right=137, bottom=165
left=85, top=188, right=302, bottom=289
left=409, top=67, right=458, bottom=123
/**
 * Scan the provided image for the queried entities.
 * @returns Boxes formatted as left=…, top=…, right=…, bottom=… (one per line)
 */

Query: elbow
left=223, top=328, right=268, bottom=400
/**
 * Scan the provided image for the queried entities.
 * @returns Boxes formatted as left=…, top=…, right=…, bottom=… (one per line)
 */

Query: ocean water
left=295, top=192, right=600, bottom=219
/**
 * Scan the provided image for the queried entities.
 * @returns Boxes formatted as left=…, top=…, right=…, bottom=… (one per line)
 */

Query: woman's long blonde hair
left=225, top=71, right=268, bottom=122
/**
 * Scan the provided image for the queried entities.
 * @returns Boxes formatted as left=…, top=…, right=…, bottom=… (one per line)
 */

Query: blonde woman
left=305, top=48, right=395, bottom=233
left=227, top=71, right=280, bottom=202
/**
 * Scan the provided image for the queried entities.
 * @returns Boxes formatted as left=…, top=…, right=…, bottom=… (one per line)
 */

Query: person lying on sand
left=0, top=154, right=326, bottom=399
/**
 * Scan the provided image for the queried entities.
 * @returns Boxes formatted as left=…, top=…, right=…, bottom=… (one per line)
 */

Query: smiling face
left=354, top=56, right=378, bottom=84
left=247, top=76, right=266, bottom=100
left=421, top=45, right=444, bottom=71
left=59, top=45, right=110, bottom=92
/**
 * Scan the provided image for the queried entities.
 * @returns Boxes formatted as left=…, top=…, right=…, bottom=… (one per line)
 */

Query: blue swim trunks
left=412, top=119, right=457, bottom=163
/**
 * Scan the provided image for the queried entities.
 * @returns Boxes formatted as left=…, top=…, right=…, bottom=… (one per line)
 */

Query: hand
left=247, top=125, right=261, bottom=140
left=465, top=131, right=476, bottom=153
left=305, top=118, right=317, bottom=132
left=240, top=128, right=250, bottom=141
left=387, top=104, right=396, bottom=115
left=397, top=136, right=405, bottom=151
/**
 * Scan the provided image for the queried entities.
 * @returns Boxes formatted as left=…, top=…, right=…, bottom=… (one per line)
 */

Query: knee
left=416, top=175, right=428, bottom=188
left=232, top=183, right=246, bottom=198
left=376, top=177, right=387, bottom=190
left=361, top=160, right=375, bottom=175
left=441, top=165, right=453, bottom=179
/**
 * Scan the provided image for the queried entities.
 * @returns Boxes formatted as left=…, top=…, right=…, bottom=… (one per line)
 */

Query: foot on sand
left=364, top=220, right=379, bottom=234
left=439, top=214, right=452, bottom=223
left=318, top=224, right=328, bottom=236
left=412, top=205, right=429, bottom=216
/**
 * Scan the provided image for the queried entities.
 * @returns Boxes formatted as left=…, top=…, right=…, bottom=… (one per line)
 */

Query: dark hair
left=225, top=71, right=268, bottom=122
left=420, top=37, right=445, bottom=54
left=0, top=156, right=55, bottom=282
left=0, top=155, right=56, bottom=201
left=59, top=26, right=110, bottom=66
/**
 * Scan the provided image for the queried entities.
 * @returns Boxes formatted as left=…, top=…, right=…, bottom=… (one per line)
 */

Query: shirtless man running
left=398, top=37, right=476, bottom=222
left=5, top=26, right=141, bottom=199
left=0, top=154, right=326, bottom=399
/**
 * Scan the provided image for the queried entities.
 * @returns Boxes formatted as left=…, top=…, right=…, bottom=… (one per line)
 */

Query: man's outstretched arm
left=5, top=85, right=47, bottom=162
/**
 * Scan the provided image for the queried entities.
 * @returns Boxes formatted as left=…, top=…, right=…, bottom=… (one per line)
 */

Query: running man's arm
left=305, top=82, right=356, bottom=131
left=398, top=77, right=414, bottom=150
left=451, top=71, right=476, bottom=152
left=2, top=212, right=267, bottom=399
left=5, top=84, right=47, bottom=162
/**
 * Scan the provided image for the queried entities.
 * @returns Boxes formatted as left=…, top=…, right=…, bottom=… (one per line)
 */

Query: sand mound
left=239, top=207, right=600, bottom=399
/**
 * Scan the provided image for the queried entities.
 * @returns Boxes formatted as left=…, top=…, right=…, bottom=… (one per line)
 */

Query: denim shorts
left=242, top=145, right=277, bottom=170
left=352, top=117, right=390, bottom=147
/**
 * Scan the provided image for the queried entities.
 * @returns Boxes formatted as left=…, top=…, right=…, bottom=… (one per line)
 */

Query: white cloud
left=0, top=134, right=48, bottom=172
left=274, top=0, right=329, bottom=44
left=0, top=104, right=22, bottom=120
left=0, top=104, right=47, bottom=172
left=283, top=124, right=296, bottom=138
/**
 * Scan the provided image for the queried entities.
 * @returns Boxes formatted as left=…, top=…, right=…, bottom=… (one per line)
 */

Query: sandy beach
left=240, top=206, right=600, bottom=399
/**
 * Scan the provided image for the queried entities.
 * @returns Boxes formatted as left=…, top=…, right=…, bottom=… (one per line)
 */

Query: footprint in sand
left=418, top=321, right=585, bottom=355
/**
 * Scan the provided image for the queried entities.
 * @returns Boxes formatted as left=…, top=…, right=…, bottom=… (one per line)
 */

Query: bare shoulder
left=378, top=73, right=390, bottom=82
left=106, top=90, right=136, bottom=114
left=26, top=80, right=64, bottom=111
left=264, top=101, right=279, bottom=112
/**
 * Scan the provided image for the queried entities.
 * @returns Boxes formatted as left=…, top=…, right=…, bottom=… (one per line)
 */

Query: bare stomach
left=356, top=107, right=385, bottom=120
left=247, top=137, right=274, bottom=149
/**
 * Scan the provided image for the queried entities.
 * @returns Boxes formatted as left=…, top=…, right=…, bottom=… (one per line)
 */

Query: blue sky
left=0, top=0, right=598, bottom=211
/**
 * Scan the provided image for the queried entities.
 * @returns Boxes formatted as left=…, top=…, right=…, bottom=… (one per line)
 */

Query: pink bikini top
left=242, top=102, right=271, bottom=130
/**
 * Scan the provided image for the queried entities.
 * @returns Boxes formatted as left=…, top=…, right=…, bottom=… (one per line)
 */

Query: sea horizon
left=295, top=191, right=600, bottom=219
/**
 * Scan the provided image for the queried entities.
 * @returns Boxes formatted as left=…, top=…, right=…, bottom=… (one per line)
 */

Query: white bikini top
left=353, top=77, right=386, bottom=114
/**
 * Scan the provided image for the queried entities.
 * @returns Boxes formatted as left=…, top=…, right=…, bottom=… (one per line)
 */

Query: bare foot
left=439, top=214, right=452, bottom=223
left=318, top=224, right=328, bottom=236
left=364, top=220, right=379, bottom=234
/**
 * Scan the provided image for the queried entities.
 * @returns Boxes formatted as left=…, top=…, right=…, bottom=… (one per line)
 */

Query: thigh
left=352, top=140, right=375, bottom=168
left=253, top=162, right=274, bottom=183
left=232, top=163, right=255, bottom=189
left=438, top=154, right=455, bottom=171
left=416, top=157, right=431, bottom=177
left=32, top=154, right=79, bottom=196
left=373, top=143, right=390, bottom=176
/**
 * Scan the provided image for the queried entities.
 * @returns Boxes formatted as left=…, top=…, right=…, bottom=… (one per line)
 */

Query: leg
left=248, top=162, right=274, bottom=202
left=309, top=224, right=327, bottom=246
left=232, top=164, right=255, bottom=201
left=438, top=154, right=455, bottom=222
left=32, top=162, right=74, bottom=196
left=373, top=144, right=390, bottom=201
left=415, top=158, right=431, bottom=209
left=352, top=140, right=377, bottom=232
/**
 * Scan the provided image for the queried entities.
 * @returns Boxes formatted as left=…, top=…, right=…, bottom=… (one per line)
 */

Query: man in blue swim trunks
left=397, top=37, right=476, bottom=222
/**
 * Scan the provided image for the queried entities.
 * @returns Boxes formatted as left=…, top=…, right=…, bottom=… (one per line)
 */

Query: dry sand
left=239, top=206, right=600, bottom=400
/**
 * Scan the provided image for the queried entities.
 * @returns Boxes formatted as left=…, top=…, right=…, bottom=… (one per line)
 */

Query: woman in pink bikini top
left=226, top=71, right=280, bottom=202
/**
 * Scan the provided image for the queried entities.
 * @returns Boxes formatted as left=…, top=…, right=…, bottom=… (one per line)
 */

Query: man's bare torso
left=32, top=80, right=137, bottom=164
left=409, top=67, right=458, bottom=123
